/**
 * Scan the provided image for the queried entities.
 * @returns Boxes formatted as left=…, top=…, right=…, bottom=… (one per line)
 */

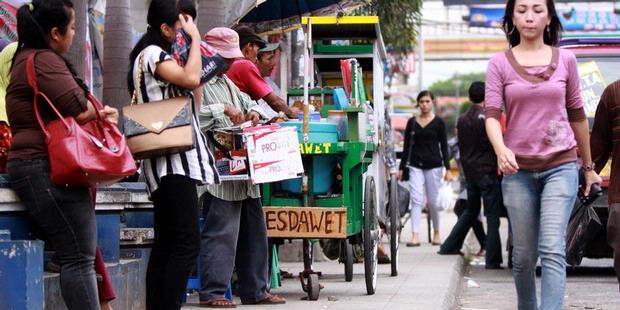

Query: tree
left=103, top=0, right=132, bottom=110
left=429, top=72, right=486, bottom=97
left=66, top=0, right=88, bottom=79
left=351, top=0, right=422, bottom=85
left=353, top=0, right=422, bottom=55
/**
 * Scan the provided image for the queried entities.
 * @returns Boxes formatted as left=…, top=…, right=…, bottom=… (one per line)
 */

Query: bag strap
left=26, top=52, right=74, bottom=140
left=131, top=51, right=145, bottom=105
left=26, top=52, right=107, bottom=141
left=404, top=117, right=415, bottom=168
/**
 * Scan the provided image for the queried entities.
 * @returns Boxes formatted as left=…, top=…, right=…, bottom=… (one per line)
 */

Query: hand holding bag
left=27, top=52, right=137, bottom=187
left=122, top=51, right=194, bottom=159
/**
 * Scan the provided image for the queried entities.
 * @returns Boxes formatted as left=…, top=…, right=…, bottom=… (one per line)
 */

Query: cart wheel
left=388, top=177, right=400, bottom=277
left=343, top=239, right=354, bottom=282
left=363, top=176, right=378, bottom=295
left=307, top=273, right=320, bottom=300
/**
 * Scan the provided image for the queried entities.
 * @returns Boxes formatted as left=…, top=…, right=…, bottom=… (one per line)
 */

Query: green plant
left=351, top=0, right=422, bottom=55
left=429, top=72, right=487, bottom=97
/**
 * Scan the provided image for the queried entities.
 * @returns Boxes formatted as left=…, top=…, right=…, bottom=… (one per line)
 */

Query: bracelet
left=582, top=163, right=595, bottom=171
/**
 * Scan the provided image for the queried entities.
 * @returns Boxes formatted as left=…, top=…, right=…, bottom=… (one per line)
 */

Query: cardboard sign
left=244, top=126, right=304, bottom=184
left=263, top=207, right=347, bottom=238
left=578, top=61, right=607, bottom=118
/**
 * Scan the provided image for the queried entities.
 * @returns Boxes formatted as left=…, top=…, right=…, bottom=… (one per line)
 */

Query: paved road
left=459, top=219, right=619, bottom=310
left=183, top=211, right=464, bottom=309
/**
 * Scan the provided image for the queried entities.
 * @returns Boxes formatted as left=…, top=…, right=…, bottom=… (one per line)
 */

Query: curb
left=440, top=254, right=467, bottom=310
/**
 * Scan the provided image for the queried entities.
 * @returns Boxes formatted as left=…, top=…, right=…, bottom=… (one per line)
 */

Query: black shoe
left=437, top=250, right=463, bottom=256
left=485, top=264, right=503, bottom=270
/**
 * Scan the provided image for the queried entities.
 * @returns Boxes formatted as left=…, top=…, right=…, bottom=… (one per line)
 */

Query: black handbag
left=401, top=118, right=415, bottom=181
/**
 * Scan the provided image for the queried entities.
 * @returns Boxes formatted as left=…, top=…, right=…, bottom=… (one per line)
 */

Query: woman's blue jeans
left=502, top=161, right=578, bottom=310
left=7, top=159, right=99, bottom=310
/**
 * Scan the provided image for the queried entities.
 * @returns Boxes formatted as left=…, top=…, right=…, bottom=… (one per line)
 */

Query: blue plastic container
left=280, top=156, right=338, bottom=194
left=280, top=121, right=339, bottom=194
left=280, top=121, right=338, bottom=143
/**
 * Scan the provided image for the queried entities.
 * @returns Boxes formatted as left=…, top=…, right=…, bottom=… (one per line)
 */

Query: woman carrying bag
left=127, top=1, right=219, bottom=308
left=6, top=1, right=120, bottom=309
left=398, top=90, right=451, bottom=247
left=485, top=0, right=601, bottom=308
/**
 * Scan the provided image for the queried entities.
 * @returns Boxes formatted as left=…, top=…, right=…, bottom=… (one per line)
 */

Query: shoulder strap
left=26, top=51, right=69, bottom=139
left=131, top=51, right=145, bottom=105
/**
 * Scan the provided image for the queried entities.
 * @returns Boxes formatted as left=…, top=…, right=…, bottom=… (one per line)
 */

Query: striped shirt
left=199, top=74, right=262, bottom=201
left=133, top=45, right=219, bottom=194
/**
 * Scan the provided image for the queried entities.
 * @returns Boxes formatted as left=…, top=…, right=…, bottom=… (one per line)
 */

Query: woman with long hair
left=485, top=0, right=601, bottom=308
left=6, top=1, right=118, bottom=309
left=127, top=0, right=218, bottom=308
left=399, top=90, right=451, bottom=246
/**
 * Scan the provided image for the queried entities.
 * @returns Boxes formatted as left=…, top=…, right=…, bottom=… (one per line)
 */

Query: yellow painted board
left=263, top=207, right=347, bottom=238
left=301, top=16, right=379, bottom=25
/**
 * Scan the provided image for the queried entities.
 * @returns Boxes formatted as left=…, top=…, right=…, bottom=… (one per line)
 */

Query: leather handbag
left=122, top=51, right=194, bottom=160
left=27, top=52, right=137, bottom=187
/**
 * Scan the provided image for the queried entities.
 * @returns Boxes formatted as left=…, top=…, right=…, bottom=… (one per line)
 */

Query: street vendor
left=227, top=26, right=298, bottom=119
left=197, top=27, right=286, bottom=308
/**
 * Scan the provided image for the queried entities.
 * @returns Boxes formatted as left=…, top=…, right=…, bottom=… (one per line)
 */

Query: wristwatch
left=582, top=163, right=595, bottom=172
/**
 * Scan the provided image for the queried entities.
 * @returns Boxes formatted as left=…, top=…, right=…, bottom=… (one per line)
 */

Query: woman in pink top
left=484, top=1, right=601, bottom=309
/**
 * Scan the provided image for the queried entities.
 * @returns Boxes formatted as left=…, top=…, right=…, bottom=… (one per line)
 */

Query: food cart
left=261, top=16, right=401, bottom=300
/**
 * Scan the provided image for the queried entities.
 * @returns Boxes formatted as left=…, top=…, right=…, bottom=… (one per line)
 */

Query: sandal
left=250, top=293, right=286, bottom=305
left=199, top=298, right=237, bottom=308
left=280, top=270, right=294, bottom=279
left=378, top=253, right=391, bottom=264
left=406, top=242, right=421, bottom=247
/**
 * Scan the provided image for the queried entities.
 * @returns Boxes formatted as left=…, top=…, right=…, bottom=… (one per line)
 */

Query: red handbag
left=26, top=52, right=137, bottom=187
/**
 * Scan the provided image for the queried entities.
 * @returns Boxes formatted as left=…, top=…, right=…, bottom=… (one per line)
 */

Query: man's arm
left=262, top=92, right=297, bottom=118
left=198, top=85, right=228, bottom=131
left=590, top=85, right=613, bottom=173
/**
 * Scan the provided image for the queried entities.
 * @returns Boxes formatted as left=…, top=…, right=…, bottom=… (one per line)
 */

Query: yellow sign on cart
left=263, top=207, right=347, bottom=238
left=577, top=61, right=607, bottom=117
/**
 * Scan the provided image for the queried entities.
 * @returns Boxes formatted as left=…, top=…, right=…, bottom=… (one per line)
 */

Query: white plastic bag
left=435, top=181, right=454, bottom=212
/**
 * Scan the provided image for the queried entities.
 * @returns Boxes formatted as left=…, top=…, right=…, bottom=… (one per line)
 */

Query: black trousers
left=146, top=175, right=200, bottom=310
left=454, top=198, right=487, bottom=249
left=440, top=173, right=503, bottom=266
left=199, top=194, right=269, bottom=304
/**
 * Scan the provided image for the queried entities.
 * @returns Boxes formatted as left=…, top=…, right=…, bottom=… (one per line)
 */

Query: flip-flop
left=406, top=242, right=421, bottom=247
left=199, top=298, right=237, bottom=308
left=244, top=293, right=286, bottom=305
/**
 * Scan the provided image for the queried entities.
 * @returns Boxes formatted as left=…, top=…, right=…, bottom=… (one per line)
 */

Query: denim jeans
left=199, top=194, right=269, bottom=304
left=7, top=159, right=99, bottom=310
left=440, top=173, right=503, bottom=266
left=502, top=162, right=578, bottom=310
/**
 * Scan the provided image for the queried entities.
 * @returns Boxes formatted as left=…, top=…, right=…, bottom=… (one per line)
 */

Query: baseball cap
left=234, top=26, right=267, bottom=49
left=259, top=43, right=280, bottom=53
left=204, top=27, right=244, bottom=59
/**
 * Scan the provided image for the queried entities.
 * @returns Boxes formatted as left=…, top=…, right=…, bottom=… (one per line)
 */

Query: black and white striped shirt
left=132, top=45, right=219, bottom=193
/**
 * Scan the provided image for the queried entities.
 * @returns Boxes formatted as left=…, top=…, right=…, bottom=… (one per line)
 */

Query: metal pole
left=302, top=19, right=311, bottom=144
left=417, top=26, right=424, bottom=92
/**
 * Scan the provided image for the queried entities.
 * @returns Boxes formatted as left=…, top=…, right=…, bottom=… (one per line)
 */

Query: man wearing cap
left=255, top=43, right=284, bottom=119
left=197, top=27, right=286, bottom=307
left=227, top=26, right=298, bottom=119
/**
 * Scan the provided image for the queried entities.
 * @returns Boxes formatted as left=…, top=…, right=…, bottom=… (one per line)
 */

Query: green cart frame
left=261, top=16, right=401, bottom=300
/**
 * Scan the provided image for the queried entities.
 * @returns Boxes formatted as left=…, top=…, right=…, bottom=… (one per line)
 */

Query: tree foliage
left=428, top=72, right=487, bottom=97
left=351, top=0, right=422, bottom=55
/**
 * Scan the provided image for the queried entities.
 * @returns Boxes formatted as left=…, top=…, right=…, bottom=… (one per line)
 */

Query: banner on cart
left=244, top=126, right=304, bottom=184
left=263, top=207, right=347, bottom=238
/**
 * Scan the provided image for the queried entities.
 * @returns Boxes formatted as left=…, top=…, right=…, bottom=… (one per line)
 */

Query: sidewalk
left=184, top=210, right=465, bottom=310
